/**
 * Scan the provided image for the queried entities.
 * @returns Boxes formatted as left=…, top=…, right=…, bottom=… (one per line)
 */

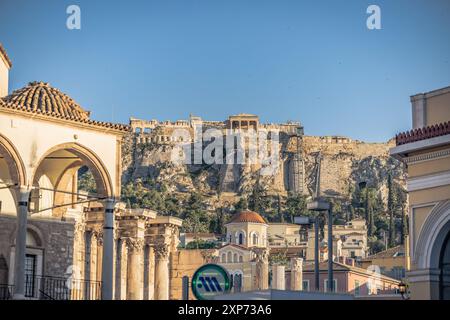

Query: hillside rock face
left=121, top=116, right=406, bottom=212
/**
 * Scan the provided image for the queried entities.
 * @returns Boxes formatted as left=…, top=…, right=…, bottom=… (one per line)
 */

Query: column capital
left=126, top=238, right=145, bottom=254
left=154, top=242, right=170, bottom=260
left=290, top=257, right=303, bottom=272
left=253, top=247, right=270, bottom=264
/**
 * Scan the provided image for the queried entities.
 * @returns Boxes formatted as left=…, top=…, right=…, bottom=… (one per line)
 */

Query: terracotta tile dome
left=2, top=81, right=90, bottom=120
left=0, top=81, right=130, bottom=131
left=229, top=210, right=267, bottom=224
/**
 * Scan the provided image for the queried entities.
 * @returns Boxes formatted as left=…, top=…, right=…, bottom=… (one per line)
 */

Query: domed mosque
left=0, top=44, right=182, bottom=301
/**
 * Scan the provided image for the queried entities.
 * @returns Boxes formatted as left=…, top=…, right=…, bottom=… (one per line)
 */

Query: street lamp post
left=294, top=216, right=320, bottom=291
left=307, top=199, right=333, bottom=293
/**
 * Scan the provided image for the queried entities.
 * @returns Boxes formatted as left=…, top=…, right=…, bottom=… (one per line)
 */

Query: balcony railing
left=1, top=276, right=102, bottom=300
left=0, top=285, right=13, bottom=300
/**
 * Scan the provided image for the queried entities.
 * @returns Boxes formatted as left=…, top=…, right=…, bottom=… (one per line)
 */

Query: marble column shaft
left=126, top=238, right=145, bottom=300
left=154, top=243, right=170, bottom=300
left=290, top=258, right=303, bottom=291
left=13, top=187, right=31, bottom=299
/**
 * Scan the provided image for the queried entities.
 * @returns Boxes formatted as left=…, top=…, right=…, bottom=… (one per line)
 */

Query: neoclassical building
left=0, top=44, right=182, bottom=300
left=391, top=85, right=450, bottom=299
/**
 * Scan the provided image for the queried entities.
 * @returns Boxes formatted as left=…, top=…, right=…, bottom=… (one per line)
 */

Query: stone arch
left=9, top=223, right=45, bottom=247
left=31, top=142, right=114, bottom=199
left=415, top=200, right=450, bottom=270
left=0, top=133, right=27, bottom=187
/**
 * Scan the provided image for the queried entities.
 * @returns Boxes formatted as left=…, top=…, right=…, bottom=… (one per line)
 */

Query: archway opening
left=31, top=145, right=112, bottom=219
left=0, top=135, right=25, bottom=216
left=440, top=231, right=450, bottom=300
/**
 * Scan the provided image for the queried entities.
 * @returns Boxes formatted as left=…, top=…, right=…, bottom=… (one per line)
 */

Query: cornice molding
left=407, top=170, right=450, bottom=192
left=404, top=148, right=450, bottom=164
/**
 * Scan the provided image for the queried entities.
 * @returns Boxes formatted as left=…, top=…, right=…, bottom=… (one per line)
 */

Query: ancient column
left=253, top=248, right=269, bottom=290
left=90, top=232, right=99, bottom=283
left=290, top=258, right=303, bottom=291
left=148, top=247, right=155, bottom=300
left=271, top=264, right=285, bottom=290
left=154, top=242, right=170, bottom=300
left=126, top=238, right=145, bottom=300
left=114, top=239, right=123, bottom=300
left=13, top=186, right=31, bottom=299
left=101, top=199, right=115, bottom=300
left=71, top=222, right=86, bottom=300
left=143, top=245, right=155, bottom=300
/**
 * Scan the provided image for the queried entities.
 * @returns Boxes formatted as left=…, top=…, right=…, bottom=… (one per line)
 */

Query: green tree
left=387, top=174, right=397, bottom=247
left=248, top=177, right=270, bottom=213
left=286, top=192, right=310, bottom=222
left=182, top=193, right=211, bottom=233
left=77, top=167, right=97, bottom=194
left=234, top=197, right=248, bottom=211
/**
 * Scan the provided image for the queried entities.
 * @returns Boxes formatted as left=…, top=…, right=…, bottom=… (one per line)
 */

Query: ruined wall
left=169, top=249, right=218, bottom=300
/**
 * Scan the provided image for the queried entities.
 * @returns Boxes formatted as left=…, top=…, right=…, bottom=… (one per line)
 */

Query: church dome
left=1, top=81, right=90, bottom=120
left=229, top=210, right=267, bottom=224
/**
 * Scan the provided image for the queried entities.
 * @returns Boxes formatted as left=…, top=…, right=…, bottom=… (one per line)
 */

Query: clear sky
left=1, top=0, right=449, bottom=142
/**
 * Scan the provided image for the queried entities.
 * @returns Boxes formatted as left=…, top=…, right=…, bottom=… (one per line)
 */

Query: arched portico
left=412, top=201, right=450, bottom=299
left=0, top=134, right=27, bottom=209
left=31, top=142, right=114, bottom=201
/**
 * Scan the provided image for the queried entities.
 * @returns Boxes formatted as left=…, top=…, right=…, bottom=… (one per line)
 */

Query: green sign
left=191, top=264, right=231, bottom=300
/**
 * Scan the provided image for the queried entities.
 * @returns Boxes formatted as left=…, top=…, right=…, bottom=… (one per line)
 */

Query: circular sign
left=191, top=264, right=231, bottom=300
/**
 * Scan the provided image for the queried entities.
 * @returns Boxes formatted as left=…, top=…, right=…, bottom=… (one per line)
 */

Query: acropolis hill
left=121, top=114, right=406, bottom=215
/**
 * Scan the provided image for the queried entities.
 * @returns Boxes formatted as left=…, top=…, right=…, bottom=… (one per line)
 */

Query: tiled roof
left=303, top=261, right=400, bottom=283
left=395, top=121, right=450, bottom=145
left=228, top=210, right=267, bottom=224
left=0, top=81, right=130, bottom=132
left=0, top=43, right=12, bottom=68
left=362, top=245, right=404, bottom=260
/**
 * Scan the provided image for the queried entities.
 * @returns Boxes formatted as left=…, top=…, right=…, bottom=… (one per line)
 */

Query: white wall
left=0, top=57, right=8, bottom=97
left=0, top=112, right=120, bottom=196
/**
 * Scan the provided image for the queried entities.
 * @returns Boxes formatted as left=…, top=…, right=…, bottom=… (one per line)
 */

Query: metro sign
left=191, top=264, right=231, bottom=300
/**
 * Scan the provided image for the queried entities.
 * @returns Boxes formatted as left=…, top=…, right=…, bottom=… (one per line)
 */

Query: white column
left=101, top=199, right=115, bottom=300
left=271, top=264, right=285, bottom=290
left=253, top=248, right=269, bottom=290
left=154, top=243, right=170, bottom=300
left=290, top=258, right=303, bottom=291
left=126, top=238, right=144, bottom=300
left=13, top=186, right=31, bottom=299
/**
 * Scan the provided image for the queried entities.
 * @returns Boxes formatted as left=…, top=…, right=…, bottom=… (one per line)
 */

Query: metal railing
left=0, top=284, right=14, bottom=300
left=1, top=276, right=102, bottom=300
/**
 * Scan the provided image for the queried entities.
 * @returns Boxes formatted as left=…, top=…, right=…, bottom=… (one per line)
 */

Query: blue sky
left=1, top=0, right=449, bottom=142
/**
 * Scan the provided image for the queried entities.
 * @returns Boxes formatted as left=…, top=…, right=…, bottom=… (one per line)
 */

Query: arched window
left=227, top=252, right=232, bottom=263
left=233, top=253, right=238, bottom=263
left=239, top=255, right=243, bottom=263
left=252, top=233, right=259, bottom=246
left=238, top=233, right=244, bottom=245
left=135, top=127, right=142, bottom=134
left=221, top=253, right=226, bottom=263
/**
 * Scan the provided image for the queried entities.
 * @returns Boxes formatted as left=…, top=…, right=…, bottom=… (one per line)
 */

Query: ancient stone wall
left=0, top=215, right=75, bottom=280
left=169, top=249, right=218, bottom=300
